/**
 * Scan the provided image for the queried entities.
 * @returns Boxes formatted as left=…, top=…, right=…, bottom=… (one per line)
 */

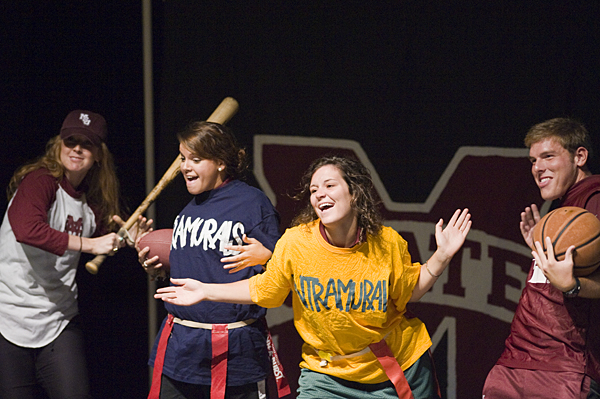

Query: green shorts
left=296, top=351, right=440, bottom=399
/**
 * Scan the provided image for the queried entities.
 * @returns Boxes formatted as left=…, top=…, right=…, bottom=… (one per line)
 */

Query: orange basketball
left=533, top=206, right=600, bottom=276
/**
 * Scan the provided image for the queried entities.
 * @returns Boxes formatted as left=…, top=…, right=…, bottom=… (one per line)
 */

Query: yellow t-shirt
left=249, top=220, right=432, bottom=384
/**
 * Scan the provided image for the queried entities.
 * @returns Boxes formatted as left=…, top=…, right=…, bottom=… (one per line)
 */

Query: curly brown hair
left=291, top=156, right=382, bottom=236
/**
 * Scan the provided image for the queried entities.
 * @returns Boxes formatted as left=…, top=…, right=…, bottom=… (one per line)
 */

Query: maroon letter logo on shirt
left=65, top=216, right=83, bottom=236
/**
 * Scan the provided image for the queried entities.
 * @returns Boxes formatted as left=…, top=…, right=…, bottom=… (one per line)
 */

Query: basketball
left=138, top=228, right=173, bottom=270
left=533, top=206, right=600, bottom=276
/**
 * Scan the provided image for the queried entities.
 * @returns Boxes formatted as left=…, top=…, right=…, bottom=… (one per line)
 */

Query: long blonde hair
left=7, top=135, right=121, bottom=231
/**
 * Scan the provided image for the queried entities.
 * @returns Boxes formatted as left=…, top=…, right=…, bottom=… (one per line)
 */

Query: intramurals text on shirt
left=294, top=276, right=388, bottom=313
left=171, top=215, right=243, bottom=255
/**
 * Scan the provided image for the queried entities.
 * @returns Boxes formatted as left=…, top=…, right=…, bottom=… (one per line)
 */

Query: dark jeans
left=160, top=374, right=260, bottom=399
left=0, top=317, right=91, bottom=399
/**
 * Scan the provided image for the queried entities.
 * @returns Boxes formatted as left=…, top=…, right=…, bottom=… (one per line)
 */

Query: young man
left=483, top=118, right=600, bottom=398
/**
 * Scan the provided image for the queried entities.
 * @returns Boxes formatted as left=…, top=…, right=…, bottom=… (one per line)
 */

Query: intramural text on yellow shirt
left=295, top=276, right=388, bottom=313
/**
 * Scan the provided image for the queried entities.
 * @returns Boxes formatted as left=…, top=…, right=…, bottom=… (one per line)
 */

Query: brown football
left=139, top=228, right=173, bottom=270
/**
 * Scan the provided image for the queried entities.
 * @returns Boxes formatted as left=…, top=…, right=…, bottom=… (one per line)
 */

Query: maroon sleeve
left=8, top=170, right=69, bottom=256
left=585, top=192, right=600, bottom=218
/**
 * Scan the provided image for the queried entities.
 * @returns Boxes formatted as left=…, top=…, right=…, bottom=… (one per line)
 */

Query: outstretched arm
left=154, top=278, right=253, bottom=306
left=410, top=208, right=472, bottom=302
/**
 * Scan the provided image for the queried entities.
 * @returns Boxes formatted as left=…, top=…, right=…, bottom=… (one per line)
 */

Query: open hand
left=434, top=208, right=472, bottom=260
left=221, top=235, right=272, bottom=273
left=113, top=214, right=154, bottom=247
left=520, top=204, right=541, bottom=250
left=154, top=278, right=205, bottom=305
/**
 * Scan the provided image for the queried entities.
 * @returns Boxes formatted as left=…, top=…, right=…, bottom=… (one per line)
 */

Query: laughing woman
left=138, top=121, right=281, bottom=399
left=154, top=155, right=471, bottom=399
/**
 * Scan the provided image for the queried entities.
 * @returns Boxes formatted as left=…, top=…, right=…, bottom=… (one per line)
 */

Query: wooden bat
left=85, top=97, right=239, bottom=274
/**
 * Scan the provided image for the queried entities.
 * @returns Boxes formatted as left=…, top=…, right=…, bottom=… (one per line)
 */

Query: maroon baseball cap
left=60, top=110, right=107, bottom=147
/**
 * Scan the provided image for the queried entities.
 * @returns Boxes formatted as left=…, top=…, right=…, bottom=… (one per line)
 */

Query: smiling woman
left=309, top=164, right=357, bottom=247
left=61, top=136, right=100, bottom=188
left=0, top=109, right=152, bottom=399
left=137, top=120, right=281, bottom=399
left=178, top=143, right=225, bottom=196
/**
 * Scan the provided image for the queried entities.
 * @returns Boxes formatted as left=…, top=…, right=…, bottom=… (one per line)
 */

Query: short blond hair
left=524, top=118, right=593, bottom=160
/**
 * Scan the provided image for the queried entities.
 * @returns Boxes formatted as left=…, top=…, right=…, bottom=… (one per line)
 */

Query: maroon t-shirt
left=497, top=175, right=600, bottom=381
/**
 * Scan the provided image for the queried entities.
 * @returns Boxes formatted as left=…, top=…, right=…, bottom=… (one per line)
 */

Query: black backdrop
left=153, top=1, right=600, bottom=226
left=1, top=1, right=600, bottom=398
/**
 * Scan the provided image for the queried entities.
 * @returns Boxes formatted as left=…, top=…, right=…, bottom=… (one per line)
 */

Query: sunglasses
left=63, top=136, right=95, bottom=151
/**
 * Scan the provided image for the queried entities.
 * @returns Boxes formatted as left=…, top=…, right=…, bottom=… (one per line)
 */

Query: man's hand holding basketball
left=532, top=236, right=576, bottom=293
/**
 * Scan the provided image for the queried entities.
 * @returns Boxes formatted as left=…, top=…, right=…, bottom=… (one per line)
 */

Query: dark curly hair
left=291, top=156, right=382, bottom=236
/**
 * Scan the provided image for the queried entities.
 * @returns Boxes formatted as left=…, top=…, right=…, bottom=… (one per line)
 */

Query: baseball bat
left=85, top=97, right=239, bottom=274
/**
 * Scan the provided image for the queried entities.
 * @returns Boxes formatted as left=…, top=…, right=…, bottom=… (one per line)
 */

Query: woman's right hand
left=137, top=238, right=167, bottom=280
left=84, top=232, right=121, bottom=255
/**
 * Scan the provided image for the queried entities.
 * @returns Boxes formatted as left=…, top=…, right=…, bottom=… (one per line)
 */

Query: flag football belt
left=173, top=317, right=256, bottom=329
left=314, top=337, right=415, bottom=399
left=148, top=314, right=290, bottom=399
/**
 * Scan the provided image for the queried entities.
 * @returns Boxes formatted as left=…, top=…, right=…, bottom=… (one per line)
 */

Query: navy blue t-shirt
left=149, top=179, right=280, bottom=386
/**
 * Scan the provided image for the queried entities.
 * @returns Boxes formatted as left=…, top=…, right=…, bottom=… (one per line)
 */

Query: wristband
left=563, top=277, right=581, bottom=298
